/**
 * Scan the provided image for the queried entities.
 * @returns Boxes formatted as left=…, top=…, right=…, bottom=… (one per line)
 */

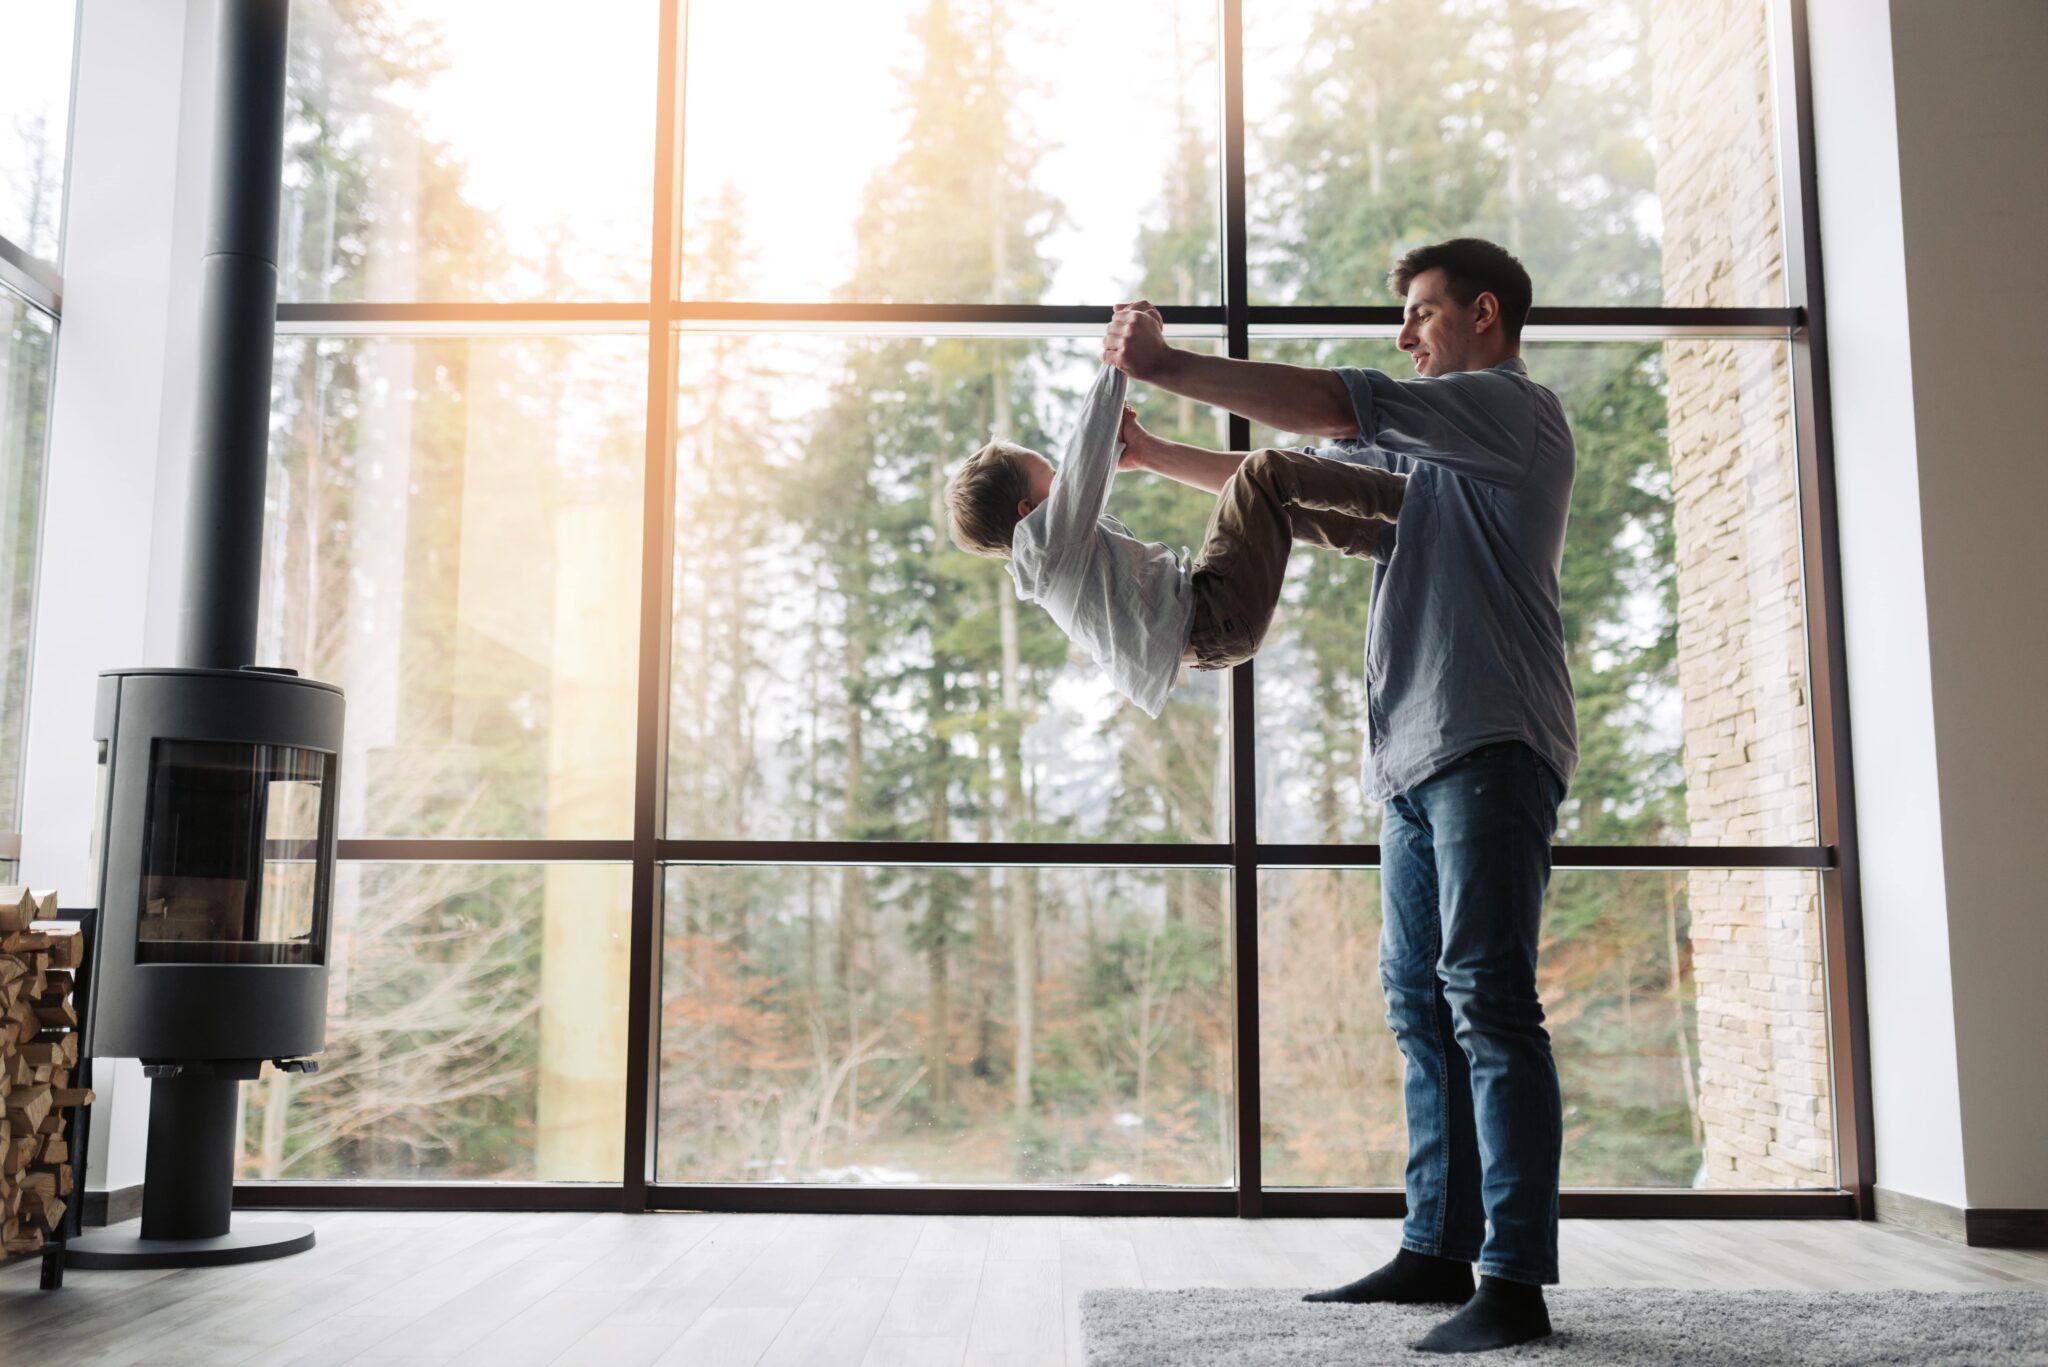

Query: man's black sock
left=1301, top=1246, right=1474, bottom=1305
left=1409, top=1274, right=1552, bottom=1354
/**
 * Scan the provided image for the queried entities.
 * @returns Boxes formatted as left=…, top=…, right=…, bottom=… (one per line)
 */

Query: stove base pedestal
left=64, top=1223, right=315, bottom=1269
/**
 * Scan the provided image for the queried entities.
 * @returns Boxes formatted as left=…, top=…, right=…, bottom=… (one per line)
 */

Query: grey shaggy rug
left=1079, top=1286, right=2048, bottom=1365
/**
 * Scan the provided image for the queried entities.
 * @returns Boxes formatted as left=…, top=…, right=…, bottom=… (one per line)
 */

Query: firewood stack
left=0, top=887, right=93, bottom=1256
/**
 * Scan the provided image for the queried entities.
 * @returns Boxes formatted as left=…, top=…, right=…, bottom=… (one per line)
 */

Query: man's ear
left=1471, top=290, right=1501, bottom=335
left=1017, top=497, right=1035, bottom=520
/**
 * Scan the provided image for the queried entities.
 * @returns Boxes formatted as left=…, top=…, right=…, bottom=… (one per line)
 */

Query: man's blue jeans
left=1379, top=740, right=1566, bottom=1286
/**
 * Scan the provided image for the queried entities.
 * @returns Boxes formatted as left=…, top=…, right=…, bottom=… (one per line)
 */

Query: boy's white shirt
left=1005, top=364, right=1196, bottom=719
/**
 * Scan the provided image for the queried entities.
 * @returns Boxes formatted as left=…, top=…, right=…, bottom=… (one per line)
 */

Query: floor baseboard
left=1874, top=1186, right=2048, bottom=1248
left=83, top=1184, right=144, bottom=1228
left=1968, top=1207, right=2048, bottom=1249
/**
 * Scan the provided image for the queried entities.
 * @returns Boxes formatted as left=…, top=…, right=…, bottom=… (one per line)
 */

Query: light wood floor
left=3, top=1211, right=2044, bottom=1366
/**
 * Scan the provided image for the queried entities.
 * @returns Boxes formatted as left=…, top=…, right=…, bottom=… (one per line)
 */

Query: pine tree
left=792, top=0, right=1068, bottom=1141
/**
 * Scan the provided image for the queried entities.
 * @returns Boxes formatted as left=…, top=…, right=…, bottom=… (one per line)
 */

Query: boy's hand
left=1105, top=301, right=1172, bottom=381
left=1117, top=404, right=1154, bottom=470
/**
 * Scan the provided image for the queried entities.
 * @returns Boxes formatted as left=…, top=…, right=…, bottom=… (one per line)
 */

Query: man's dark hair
left=1389, top=238, right=1533, bottom=341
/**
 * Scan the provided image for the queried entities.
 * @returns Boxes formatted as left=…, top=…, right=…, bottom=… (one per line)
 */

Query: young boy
left=943, top=364, right=1406, bottom=717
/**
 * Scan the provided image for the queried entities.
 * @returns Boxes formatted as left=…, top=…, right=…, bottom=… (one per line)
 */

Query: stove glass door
left=137, top=738, right=332, bottom=965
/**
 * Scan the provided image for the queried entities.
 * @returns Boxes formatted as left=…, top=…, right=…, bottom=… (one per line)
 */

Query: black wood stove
left=64, top=0, right=342, bottom=1270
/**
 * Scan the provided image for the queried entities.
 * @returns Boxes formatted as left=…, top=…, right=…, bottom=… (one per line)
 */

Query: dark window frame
left=249, top=0, right=1872, bottom=1221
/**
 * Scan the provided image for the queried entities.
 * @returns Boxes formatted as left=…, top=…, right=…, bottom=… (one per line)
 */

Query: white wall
left=18, top=0, right=208, bottom=1197
left=1809, top=0, right=2048, bottom=1212
left=1885, top=0, right=2048, bottom=1212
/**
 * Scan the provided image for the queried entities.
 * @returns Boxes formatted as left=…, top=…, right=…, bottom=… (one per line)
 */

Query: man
left=1105, top=237, right=1575, bottom=1355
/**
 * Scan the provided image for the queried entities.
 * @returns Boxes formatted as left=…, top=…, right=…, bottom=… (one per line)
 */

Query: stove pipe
left=178, top=0, right=289, bottom=671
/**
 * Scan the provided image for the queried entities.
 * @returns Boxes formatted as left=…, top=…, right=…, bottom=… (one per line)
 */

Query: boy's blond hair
left=945, top=439, right=1037, bottom=559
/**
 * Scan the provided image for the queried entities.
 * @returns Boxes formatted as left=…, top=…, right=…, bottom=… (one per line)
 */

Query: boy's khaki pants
left=1185, top=448, right=1408, bottom=671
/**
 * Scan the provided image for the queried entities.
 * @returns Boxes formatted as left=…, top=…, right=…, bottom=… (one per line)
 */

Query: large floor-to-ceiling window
left=0, top=2, right=76, bottom=886
left=242, top=0, right=1864, bottom=1217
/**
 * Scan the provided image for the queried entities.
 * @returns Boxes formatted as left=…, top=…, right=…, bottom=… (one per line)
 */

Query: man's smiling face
left=1396, top=267, right=1489, bottom=378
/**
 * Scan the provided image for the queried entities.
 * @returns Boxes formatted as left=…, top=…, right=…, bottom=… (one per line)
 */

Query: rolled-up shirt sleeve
left=1336, top=366, right=1536, bottom=487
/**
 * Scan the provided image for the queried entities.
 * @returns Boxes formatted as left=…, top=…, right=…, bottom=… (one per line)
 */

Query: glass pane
left=239, top=861, right=632, bottom=1181
left=261, top=767, right=326, bottom=943
left=1, top=293, right=54, bottom=835
left=259, top=334, right=646, bottom=838
left=0, top=3, right=75, bottom=268
left=678, top=0, right=1220, bottom=304
left=138, top=740, right=329, bottom=965
left=1252, top=338, right=1816, bottom=847
left=1259, top=866, right=1833, bottom=1189
left=1244, top=0, right=1786, bottom=307
left=659, top=863, right=1234, bottom=1185
left=280, top=0, right=656, bottom=302
left=667, top=333, right=1229, bottom=843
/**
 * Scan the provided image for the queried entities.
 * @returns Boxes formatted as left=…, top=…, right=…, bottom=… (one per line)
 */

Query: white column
left=1808, top=0, right=2048, bottom=1214
left=1880, top=0, right=2048, bottom=1214
left=17, top=0, right=211, bottom=1200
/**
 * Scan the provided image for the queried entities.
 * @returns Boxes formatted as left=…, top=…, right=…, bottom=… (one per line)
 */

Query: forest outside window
left=0, top=295, right=54, bottom=859
left=1243, top=0, right=1787, bottom=309
left=0, top=1, right=75, bottom=276
left=668, top=332, right=1230, bottom=847
left=1259, top=867, right=1834, bottom=1191
left=1252, top=339, right=1817, bottom=850
left=238, top=862, right=633, bottom=1182
left=677, top=0, right=1221, bottom=305
left=659, top=864, right=1233, bottom=1186
left=259, top=333, right=647, bottom=841
left=1, top=0, right=73, bottom=873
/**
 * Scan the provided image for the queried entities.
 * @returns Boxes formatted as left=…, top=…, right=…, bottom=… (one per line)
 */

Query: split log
left=21, top=1036, right=77, bottom=1070
left=5, top=1084, right=50, bottom=1135
left=4, top=1135, right=36, bottom=1175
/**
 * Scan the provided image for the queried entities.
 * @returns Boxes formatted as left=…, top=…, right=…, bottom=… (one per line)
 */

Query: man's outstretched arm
left=1105, top=302, right=1359, bottom=439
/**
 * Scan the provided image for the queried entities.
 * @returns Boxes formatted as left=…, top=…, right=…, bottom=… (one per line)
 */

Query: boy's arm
left=1034, top=365, right=1127, bottom=545
left=1120, top=414, right=1400, bottom=493
left=1122, top=431, right=1249, bottom=495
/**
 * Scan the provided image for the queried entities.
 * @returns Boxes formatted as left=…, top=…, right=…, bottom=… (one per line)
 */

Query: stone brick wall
left=1648, top=0, right=1835, bottom=1187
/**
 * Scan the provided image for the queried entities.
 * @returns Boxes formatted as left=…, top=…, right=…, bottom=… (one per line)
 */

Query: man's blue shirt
left=1317, top=357, right=1578, bottom=802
